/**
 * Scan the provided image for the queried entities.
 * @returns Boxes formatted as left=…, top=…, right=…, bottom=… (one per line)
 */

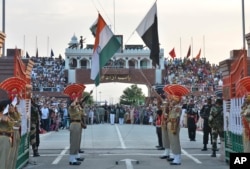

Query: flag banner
left=51, top=49, right=54, bottom=57
left=90, top=18, right=98, bottom=37
left=186, top=45, right=191, bottom=58
left=169, top=48, right=176, bottom=59
left=136, top=2, right=160, bottom=66
left=195, top=49, right=201, bottom=60
left=90, top=14, right=121, bottom=86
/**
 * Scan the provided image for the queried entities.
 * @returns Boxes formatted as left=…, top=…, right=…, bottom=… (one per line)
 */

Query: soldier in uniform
left=30, top=97, right=41, bottom=157
left=68, top=94, right=84, bottom=165
left=199, top=97, right=213, bottom=151
left=7, top=97, right=22, bottom=169
left=208, top=98, right=224, bottom=157
left=241, top=95, right=250, bottom=152
left=186, top=99, right=199, bottom=141
left=0, top=99, right=14, bottom=169
left=160, top=100, right=172, bottom=159
left=78, top=90, right=92, bottom=154
left=164, top=84, right=190, bottom=165
left=167, top=95, right=182, bottom=165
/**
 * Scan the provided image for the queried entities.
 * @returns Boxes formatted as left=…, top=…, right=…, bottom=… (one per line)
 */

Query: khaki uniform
left=161, top=104, right=170, bottom=151
left=8, top=107, right=21, bottom=169
left=68, top=103, right=82, bottom=161
left=0, top=113, right=14, bottom=169
left=167, top=105, right=181, bottom=155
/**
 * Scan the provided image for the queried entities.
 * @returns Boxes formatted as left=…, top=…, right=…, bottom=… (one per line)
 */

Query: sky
left=1, top=0, right=250, bottom=103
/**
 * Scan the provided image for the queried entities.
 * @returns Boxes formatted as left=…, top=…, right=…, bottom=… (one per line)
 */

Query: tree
left=82, top=91, right=94, bottom=105
left=119, top=84, right=145, bottom=105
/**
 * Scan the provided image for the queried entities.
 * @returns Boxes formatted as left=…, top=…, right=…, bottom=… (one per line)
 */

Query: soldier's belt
left=0, top=132, right=12, bottom=137
left=71, top=120, right=81, bottom=123
left=13, top=126, right=20, bottom=130
left=168, top=118, right=177, bottom=122
left=188, top=115, right=196, bottom=118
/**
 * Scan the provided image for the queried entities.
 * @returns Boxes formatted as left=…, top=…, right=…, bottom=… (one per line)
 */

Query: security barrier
left=16, top=133, right=30, bottom=169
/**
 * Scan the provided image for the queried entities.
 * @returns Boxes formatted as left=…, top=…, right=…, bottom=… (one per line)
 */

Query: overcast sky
left=1, top=0, right=250, bottom=103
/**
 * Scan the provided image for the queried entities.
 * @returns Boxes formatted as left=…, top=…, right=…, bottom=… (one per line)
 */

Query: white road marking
left=115, top=124, right=126, bottom=149
left=120, top=159, right=137, bottom=169
left=181, top=149, right=202, bottom=164
left=52, top=146, right=69, bottom=164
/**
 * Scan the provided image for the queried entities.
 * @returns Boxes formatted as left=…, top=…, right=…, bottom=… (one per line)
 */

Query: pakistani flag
left=90, top=14, right=120, bottom=86
left=136, top=2, right=160, bottom=66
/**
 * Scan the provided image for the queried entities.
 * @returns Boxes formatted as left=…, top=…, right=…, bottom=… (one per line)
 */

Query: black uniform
left=199, top=99, right=212, bottom=150
left=186, top=100, right=199, bottom=141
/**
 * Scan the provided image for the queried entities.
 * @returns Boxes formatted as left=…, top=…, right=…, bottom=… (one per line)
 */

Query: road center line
left=115, top=124, right=126, bottom=149
left=52, top=146, right=69, bottom=164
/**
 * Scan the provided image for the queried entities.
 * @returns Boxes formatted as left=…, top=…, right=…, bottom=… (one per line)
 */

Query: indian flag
left=90, top=14, right=120, bottom=86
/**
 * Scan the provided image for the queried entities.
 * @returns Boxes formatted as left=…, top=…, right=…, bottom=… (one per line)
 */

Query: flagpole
left=203, top=35, right=205, bottom=59
left=242, top=0, right=246, bottom=49
left=113, top=0, right=115, bottom=33
left=36, top=36, right=37, bottom=54
left=2, top=0, right=5, bottom=56
left=23, top=35, right=25, bottom=57
left=180, top=37, right=182, bottom=58
left=47, top=36, right=49, bottom=57
left=191, top=37, right=193, bottom=58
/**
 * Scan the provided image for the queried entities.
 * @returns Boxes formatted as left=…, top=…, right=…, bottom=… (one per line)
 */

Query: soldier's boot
left=201, top=144, right=207, bottom=151
left=211, top=143, right=217, bottom=157
left=33, top=149, right=40, bottom=157
left=211, top=150, right=216, bottom=157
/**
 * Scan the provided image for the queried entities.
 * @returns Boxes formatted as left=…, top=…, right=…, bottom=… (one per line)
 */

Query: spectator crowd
left=29, top=56, right=222, bottom=134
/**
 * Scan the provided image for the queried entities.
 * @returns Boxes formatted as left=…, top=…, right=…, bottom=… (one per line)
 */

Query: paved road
left=23, top=124, right=229, bottom=169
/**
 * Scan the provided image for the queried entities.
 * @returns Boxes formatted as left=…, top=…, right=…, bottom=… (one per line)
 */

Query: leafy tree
left=119, top=84, right=145, bottom=105
left=82, top=91, right=94, bottom=105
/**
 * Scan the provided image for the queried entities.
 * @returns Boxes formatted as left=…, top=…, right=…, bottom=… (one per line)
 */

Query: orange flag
left=186, top=45, right=191, bottom=58
left=169, top=48, right=176, bottom=59
left=195, top=49, right=201, bottom=60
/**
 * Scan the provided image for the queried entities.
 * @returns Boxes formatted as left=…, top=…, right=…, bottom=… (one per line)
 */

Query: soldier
left=241, top=95, right=250, bottom=152
left=97, top=106, right=105, bottom=124
left=0, top=99, right=13, bottom=169
left=155, top=109, right=163, bottom=150
left=186, top=99, right=199, bottom=141
left=68, top=95, right=84, bottom=165
left=208, top=98, right=224, bottom=157
left=159, top=100, right=172, bottom=159
left=200, top=97, right=213, bottom=151
left=30, top=97, right=41, bottom=157
left=78, top=90, right=92, bottom=153
left=164, top=84, right=190, bottom=165
left=167, top=95, right=182, bottom=165
left=8, top=97, right=22, bottom=169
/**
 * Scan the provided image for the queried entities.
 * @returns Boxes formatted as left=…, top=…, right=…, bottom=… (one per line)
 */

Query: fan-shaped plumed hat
left=63, top=83, right=86, bottom=100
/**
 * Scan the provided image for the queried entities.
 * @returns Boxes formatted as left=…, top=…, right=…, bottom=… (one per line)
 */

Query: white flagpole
left=23, top=35, right=25, bottom=57
left=113, top=0, right=115, bottom=34
left=2, top=0, right=5, bottom=56
left=47, top=36, right=49, bottom=57
left=242, top=0, right=246, bottom=49
left=191, top=37, right=193, bottom=58
left=203, top=35, right=205, bottom=59
left=180, top=37, right=182, bottom=58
